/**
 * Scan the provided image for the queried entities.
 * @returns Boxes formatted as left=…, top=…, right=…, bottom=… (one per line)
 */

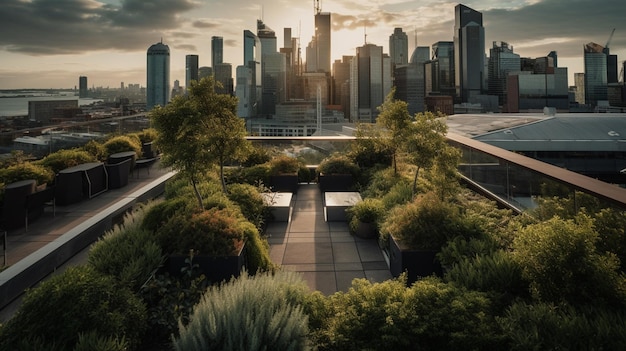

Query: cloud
left=193, top=19, right=221, bottom=29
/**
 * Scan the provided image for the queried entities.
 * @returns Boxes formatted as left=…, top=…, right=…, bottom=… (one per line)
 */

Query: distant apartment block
left=28, top=100, right=79, bottom=124
left=79, top=76, right=88, bottom=98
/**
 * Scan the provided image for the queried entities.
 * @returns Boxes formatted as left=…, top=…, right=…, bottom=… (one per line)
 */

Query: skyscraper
left=454, top=4, right=485, bottom=102
left=314, top=10, right=331, bottom=73
left=79, top=76, right=88, bottom=98
left=584, top=42, right=608, bottom=106
left=237, top=30, right=262, bottom=118
left=429, top=41, right=455, bottom=97
left=488, top=41, right=520, bottom=106
left=395, top=46, right=429, bottom=114
left=185, top=54, right=199, bottom=93
left=389, top=28, right=408, bottom=66
left=146, top=41, right=170, bottom=110
left=351, top=43, right=391, bottom=122
left=211, top=36, right=223, bottom=69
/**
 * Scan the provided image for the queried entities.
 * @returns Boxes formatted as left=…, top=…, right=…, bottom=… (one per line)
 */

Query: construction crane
left=605, top=28, right=616, bottom=49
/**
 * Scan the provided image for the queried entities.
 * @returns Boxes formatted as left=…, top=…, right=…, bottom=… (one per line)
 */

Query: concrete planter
left=166, top=242, right=247, bottom=283
left=318, top=174, right=354, bottom=192
left=388, top=235, right=442, bottom=285
left=353, top=220, right=377, bottom=239
left=270, top=174, right=299, bottom=193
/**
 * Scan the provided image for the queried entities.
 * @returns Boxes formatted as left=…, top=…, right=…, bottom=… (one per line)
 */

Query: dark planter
left=388, top=235, right=442, bottom=285
left=353, top=220, right=377, bottom=239
left=270, top=173, right=299, bottom=193
left=166, top=242, right=247, bottom=283
left=318, top=173, right=354, bottom=192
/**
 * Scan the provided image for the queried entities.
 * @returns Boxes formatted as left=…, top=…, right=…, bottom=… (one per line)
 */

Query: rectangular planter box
left=269, top=174, right=299, bottom=193
left=388, top=235, right=442, bottom=285
left=318, top=174, right=354, bottom=192
left=166, top=242, right=247, bottom=283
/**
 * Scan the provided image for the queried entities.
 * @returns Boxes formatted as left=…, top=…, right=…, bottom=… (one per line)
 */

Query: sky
left=0, top=0, right=624, bottom=90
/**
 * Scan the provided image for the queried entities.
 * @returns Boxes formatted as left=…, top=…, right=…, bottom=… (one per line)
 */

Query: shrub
left=73, top=331, right=129, bottom=351
left=82, top=140, right=107, bottom=161
left=512, top=214, right=626, bottom=307
left=0, top=162, right=54, bottom=187
left=225, top=164, right=270, bottom=186
left=242, top=144, right=271, bottom=166
left=239, top=219, right=274, bottom=274
left=316, top=154, right=360, bottom=178
left=381, top=192, right=475, bottom=251
left=141, top=197, right=190, bottom=234
left=0, top=265, right=147, bottom=350
left=136, top=128, right=158, bottom=144
left=103, top=135, right=142, bottom=157
left=347, top=198, right=385, bottom=235
left=267, top=155, right=303, bottom=175
left=37, top=148, right=98, bottom=174
left=309, top=276, right=501, bottom=350
left=157, top=207, right=245, bottom=256
left=361, top=167, right=408, bottom=200
left=88, top=204, right=164, bottom=292
left=227, top=183, right=268, bottom=230
left=381, top=180, right=414, bottom=210
left=173, top=270, right=310, bottom=351
left=498, top=302, right=626, bottom=350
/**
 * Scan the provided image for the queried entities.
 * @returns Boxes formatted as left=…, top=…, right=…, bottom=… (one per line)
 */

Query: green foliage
left=375, top=90, right=413, bottom=173
left=242, top=144, right=272, bottom=166
left=135, top=127, right=158, bottom=143
left=82, top=140, right=107, bottom=161
left=381, top=192, right=476, bottom=251
left=37, top=148, right=98, bottom=174
left=88, top=204, right=164, bottom=292
left=227, top=182, right=268, bottom=230
left=0, top=266, right=146, bottom=351
left=348, top=124, right=393, bottom=169
left=240, top=219, right=275, bottom=274
left=225, top=164, right=270, bottom=186
left=347, top=198, right=385, bottom=235
left=173, top=270, right=310, bottom=351
left=512, top=215, right=626, bottom=307
left=0, top=161, right=54, bottom=186
left=73, top=331, right=129, bottom=351
left=103, top=134, right=142, bottom=157
left=309, top=276, right=500, bottom=350
left=361, top=167, right=409, bottom=201
left=594, top=207, right=626, bottom=270
left=141, top=197, right=190, bottom=234
left=267, top=154, right=303, bottom=175
left=151, top=76, right=251, bottom=201
left=380, top=180, right=414, bottom=210
left=316, top=154, right=360, bottom=178
left=140, top=253, right=209, bottom=344
left=498, top=302, right=626, bottom=350
left=157, top=207, right=245, bottom=256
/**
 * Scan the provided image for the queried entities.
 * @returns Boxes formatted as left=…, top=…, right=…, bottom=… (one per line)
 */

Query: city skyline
left=0, top=0, right=624, bottom=90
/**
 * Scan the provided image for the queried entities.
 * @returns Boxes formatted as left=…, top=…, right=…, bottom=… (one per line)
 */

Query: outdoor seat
left=105, top=158, right=132, bottom=189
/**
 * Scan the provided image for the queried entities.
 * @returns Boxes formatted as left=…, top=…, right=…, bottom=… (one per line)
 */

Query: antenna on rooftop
left=364, top=24, right=367, bottom=44
left=314, top=0, right=321, bottom=14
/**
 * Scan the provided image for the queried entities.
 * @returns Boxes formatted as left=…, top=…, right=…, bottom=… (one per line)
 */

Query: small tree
left=373, top=89, right=413, bottom=174
left=151, top=77, right=251, bottom=208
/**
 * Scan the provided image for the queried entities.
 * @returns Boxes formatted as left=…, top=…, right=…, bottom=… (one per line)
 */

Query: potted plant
left=347, top=198, right=385, bottom=239
left=316, top=154, right=360, bottom=192
left=267, top=155, right=302, bottom=193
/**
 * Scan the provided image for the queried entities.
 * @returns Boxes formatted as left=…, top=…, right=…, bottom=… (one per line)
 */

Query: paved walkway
left=267, top=184, right=392, bottom=295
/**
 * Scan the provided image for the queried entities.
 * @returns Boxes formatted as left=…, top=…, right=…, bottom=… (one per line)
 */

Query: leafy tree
left=372, top=89, right=412, bottom=174
left=151, top=76, right=251, bottom=208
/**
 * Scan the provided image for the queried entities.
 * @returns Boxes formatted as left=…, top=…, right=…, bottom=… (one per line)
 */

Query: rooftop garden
left=1, top=78, right=625, bottom=350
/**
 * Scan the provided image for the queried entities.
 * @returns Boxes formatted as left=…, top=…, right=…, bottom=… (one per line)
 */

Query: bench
left=261, top=192, right=292, bottom=222
left=324, top=191, right=362, bottom=222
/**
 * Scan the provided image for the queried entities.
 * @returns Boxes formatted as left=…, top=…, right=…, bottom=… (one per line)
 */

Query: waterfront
left=0, top=92, right=103, bottom=117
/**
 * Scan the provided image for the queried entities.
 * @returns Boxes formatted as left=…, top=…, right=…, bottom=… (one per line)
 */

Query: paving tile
left=332, top=242, right=361, bottom=263
left=282, top=242, right=333, bottom=265
left=300, top=271, right=337, bottom=295
left=362, top=261, right=389, bottom=270
left=336, top=271, right=366, bottom=292
left=334, top=262, right=363, bottom=271
left=357, top=241, right=386, bottom=262
left=269, top=244, right=286, bottom=264
left=328, top=222, right=350, bottom=232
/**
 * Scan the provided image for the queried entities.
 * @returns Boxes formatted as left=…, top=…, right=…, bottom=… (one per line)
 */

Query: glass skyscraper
left=454, top=4, right=485, bottom=102
left=389, top=28, right=408, bottom=66
left=314, top=11, right=331, bottom=74
left=488, top=41, right=520, bottom=106
left=185, top=54, right=199, bottom=93
left=211, top=36, right=223, bottom=69
left=146, top=41, right=170, bottom=110
left=430, top=41, right=455, bottom=97
left=584, top=42, right=608, bottom=106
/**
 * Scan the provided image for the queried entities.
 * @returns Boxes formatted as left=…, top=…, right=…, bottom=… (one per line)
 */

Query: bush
left=103, top=135, right=142, bottom=157
left=267, top=155, right=303, bottom=175
left=173, top=270, right=310, bottom=351
left=225, top=164, right=270, bottom=186
left=0, top=162, right=54, bottom=187
left=316, top=154, right=360, bottom=178
left=73, top=331, right=129, bottom=351
left=37, top=148, right=98, bottom=174
left=239, top=219, right=274, bottom=274
left=157, top=207, right=245, bottom=256
left=241, top=144, right=271, bottom=166
left=308, top=276, right=501, bottom=350
left=136, top=128, right=158, bottom=144
left=88, top=204, right=164, bottom=292
left=0, top=266, right=147, bottom=350
left=381, top=192, right=475, bottom=251
left=82, top=140, right=107, bottom=161
left=227, top=183, right=268, bottom=230
left=141, top=197, right=190, bottom=234
left=347, top=198, right=385, bottom=235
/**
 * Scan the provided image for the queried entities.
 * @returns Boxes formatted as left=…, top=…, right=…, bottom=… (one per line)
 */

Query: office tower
left=199, top=66, right=213, bottom=80
left=211, top=36, right=223, bottom=69
left=332, top=56, right=352, bottom=106
left=351, top=43, right=391, bottom=122
left=584, top=42, right=608, bottom=106
left=257, top=19, right=286, bottom=115
left=454, top=4, right=485, bottom=102
left=237, top=30, right=262, bottom=118
left=395, top=47, right=429, bottom=114
left=547, top=51, right=558, bottom=68
left=389, top=28, right=408, bottom=66
left=281, top=27, right=300, bottom=101
left=185, top=54, right=199, bottom=93
left=79, top=76, right=88, bottom=98
left=314, top=7, right=331, bottom=74
left=488, top=41, right=520, bottom=106
left=146, top=41, right=170, bottom=110
left=429, top=41, right=455, bottom=97
left=306, top=38, right=318, bottom=73
left=214, top=63, right=234, bottom=95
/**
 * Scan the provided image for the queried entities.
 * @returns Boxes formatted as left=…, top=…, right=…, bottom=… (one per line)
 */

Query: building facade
left=454, top=4, right=485, bottom=102
left=146, top=41, right=170, bottom=110
left=351, top=43, right=392, bottom=122
left=389, top=28, right=408, bottom=66
left=211, top=36, right=223, bottom=69
left=185, top=54, right=199, bottom=93
left=79, top=76, right=88, bottom=98
left=488, top=41, right=520, bottom=106
left=584, top=42, right=608, bottom=106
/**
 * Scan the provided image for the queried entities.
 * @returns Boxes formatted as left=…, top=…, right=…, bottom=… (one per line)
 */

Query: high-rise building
left=584, top=42, right=608, bottom=106
left=214, top=63, right=234, bottom=95
left=429, top=41, right=455, bottom=97
left=257, top=20, right=287, bottom=116
left=351, top=43, right=392, bottom=122
left=79, top=76, right=88, bottom=98
left=314, top=10, right=331, bottom=73
left=394, top=46, right=429, bottom=115
left=237, top=30, right=262, bottom=118
left=488, top=41, right=520, bottom=106
left=211, top=36, right=223, bottom=69
left=147, top=41, right=170, bottom=110
left=454, top=4, right=485, bottom=102
left=199, top=66, right=213, bottom=80
left=389, top=28, right=408, bottom=66
left=185, top=54, right=199, bottom=93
